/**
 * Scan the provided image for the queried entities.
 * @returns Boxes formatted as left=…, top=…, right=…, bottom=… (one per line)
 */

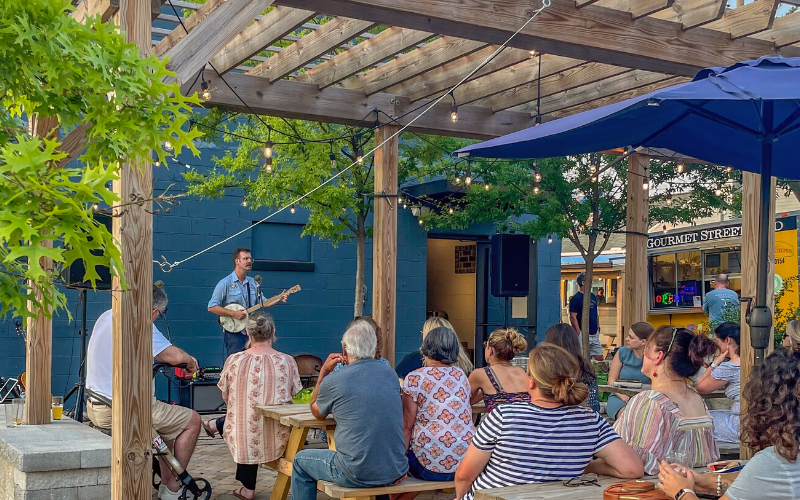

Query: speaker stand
left=64, top=289, right=89, bottom=422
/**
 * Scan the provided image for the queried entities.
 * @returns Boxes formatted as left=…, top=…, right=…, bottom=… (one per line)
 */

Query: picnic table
left=598, top=384, right=727, bottom=399
left=257, top=401, right=487, bottom=500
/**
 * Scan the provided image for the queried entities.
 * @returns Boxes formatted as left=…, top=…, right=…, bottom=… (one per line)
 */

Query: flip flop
left=202, top=419, right=217, bottom=438
left=232, top=487, right=254, bottom=500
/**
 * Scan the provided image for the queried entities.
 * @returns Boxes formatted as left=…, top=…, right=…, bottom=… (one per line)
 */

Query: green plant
left=0, top=0, right=200, bottom=320
left=774, top=275, right=800, bottom=348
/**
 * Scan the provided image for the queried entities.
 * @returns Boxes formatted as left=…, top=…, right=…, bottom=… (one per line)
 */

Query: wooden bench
left=318, top=477, right=454, bottom=500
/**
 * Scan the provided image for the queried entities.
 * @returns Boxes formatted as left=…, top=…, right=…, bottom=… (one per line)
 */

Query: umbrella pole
left=749, top=102, right=775, bottom=366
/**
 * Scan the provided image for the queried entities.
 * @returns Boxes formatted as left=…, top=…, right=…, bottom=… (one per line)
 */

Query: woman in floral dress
left=218, top=311, right=302, bottom=500
left=400, top=326, right=475, bottom=500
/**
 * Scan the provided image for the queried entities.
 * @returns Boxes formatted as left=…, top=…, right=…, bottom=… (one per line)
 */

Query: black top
left=569, top=291, right=599, bottom=335
left=395, top=350, right=423, bottom=379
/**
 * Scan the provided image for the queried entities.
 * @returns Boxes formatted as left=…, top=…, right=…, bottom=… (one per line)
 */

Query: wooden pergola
left=25, top=0, right=798, bottom=497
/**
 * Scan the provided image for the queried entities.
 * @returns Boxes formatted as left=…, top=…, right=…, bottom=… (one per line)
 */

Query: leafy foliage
left=0, top=0, right=200, bottom=320
left=774, top=276, right=800, bottom=348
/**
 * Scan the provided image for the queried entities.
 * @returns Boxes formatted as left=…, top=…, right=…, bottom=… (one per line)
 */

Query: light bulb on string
left=643, top=180, right=649, bottom=190
left=154, top=161, right=160, bottom=167
left=241, top=200, right=248, bottom=207
left=200, top=80, right=212, bottom=101
left=529, top=49, right=537, bottom=58
left=330, top=152, right=337, bottom=168
left=263, top=141, right=273, bottom=159
left=465, top=171, right=472, bottom=185
left=403, top=203, right=408, bottom=209
left=677, top=162, right=685, bottom=174
left=662, top=224, right=668, bottom=234
left=547, top=235, right=553, bottom=244
left=533, top=185, right=540, bottom=195
left=533, top=163, right=542, bottom=183
left=448, top=207, right=454, bottom=215
left=715, top=188, right=722, bottom=196
left=666, top=192, right=673, bottom=205
left=726, top=165, right=734, bottom=173
left=591, top=176, right=597, bottom=183
left=484, top=183, right=490, bottom=190
left=449, top=93, right=458, bottom=123
left=454, top=174, right=461, bottom=185
left=264, top=157, right=273, bottom=174
left=418, top=218, right=424, bottom=226
left=290, top=204, right=296, bottom=214
left=164, top=140, right=173, bottom=152
left=590, top=163, right=596, bottom=174
left=356, top=147, right=364, bottom=165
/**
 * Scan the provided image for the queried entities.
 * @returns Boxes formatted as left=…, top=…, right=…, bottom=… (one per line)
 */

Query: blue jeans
left=291, top=450, right=364, bottom=500
left=406, top=450, right=455, bottom=481
left=223, top=331, right=248, bottom=361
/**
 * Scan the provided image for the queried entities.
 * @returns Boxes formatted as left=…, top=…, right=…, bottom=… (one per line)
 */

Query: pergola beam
left=154, top=0, right=226, bottom=57
left=70, top=0, right=118, bottom=23
left=752, top=11, right=800, bottom=47
left=209, top=6, right=315, bottom=75
left=452, top=55, right=584, bottom=105
left=294, top=27, right=433, bottom=88
left=247, top=17, right=377, bottom=82
left=474, top=62, right=631, bottom=112
left=187, top=72, right=536, bottom=139
left=594, top=0, right=674, bottom=19
left=704, top=0, right=779, bottom=39
left=339, top=36, right=487, bottom=95
left=385, top=47, right=531, bottom=102
left=272, top=0, right=793, bottom=76
left=650, top=0, right=727, bottom=29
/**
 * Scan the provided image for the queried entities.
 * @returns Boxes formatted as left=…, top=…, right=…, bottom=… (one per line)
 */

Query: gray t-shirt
left=726, top=447, right=800, bottom=500
left=316, top=358, right=408, bottom=485
left=703, top=288, right=739, bottom=323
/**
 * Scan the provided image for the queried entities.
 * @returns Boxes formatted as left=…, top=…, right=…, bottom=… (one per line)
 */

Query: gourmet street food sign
left=648, top=217, right=797, bottom=250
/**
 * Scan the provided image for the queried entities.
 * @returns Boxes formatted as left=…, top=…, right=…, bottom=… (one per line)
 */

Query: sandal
left=201, top=419, right=217, bottom=438
left=232, top=487, right=254, bottom=500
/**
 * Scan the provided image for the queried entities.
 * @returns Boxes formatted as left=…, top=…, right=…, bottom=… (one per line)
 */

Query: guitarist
left=208, top=247, right=287, bottom=361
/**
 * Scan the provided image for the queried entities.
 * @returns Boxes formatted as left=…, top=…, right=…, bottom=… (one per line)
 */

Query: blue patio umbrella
left=456, top=56, right=800, bottom=364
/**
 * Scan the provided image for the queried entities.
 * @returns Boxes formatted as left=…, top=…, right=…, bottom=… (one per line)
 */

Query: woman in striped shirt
left=454, top=344, right=643, bottom=500
left=614, top=326, right=719, bottom=475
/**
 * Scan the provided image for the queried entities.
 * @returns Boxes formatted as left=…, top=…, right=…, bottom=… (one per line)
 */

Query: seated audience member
left=455, top=344, right=643, bottom=500
left=217, top=311, right=301, bottom=500
left=291, top=322, right=408, bottom=500
left=657, top=348, right=800, bottom=500
left=468, top=328, right=530, bottom=412
left=695, top=322, right=740, bottom=444
left=396, top=317, right=473, bottom=379
left=400, top=327, right=475, bottom=499
left=544, top=323, right=599, bottom=412
left=782, top=319, right=800, bottom=351
left=614, top=326, right=719, bottom=475
left=606, top=322, right=654, bottom=420
left=86, top=286, right=201, bottom=500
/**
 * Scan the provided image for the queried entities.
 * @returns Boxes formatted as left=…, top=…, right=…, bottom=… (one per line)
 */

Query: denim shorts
left=406, top=450, right=455, bottom=482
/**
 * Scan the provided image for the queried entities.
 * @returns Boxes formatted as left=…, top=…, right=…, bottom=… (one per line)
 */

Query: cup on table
left=4, top=404, right=16, bottom=428
left=11, top=399, right=24, bottom=426
left=52, top=396, right=64, bottom=420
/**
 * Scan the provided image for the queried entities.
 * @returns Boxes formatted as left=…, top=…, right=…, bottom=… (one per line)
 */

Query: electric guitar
left=219, top=285, right=300, bottom=333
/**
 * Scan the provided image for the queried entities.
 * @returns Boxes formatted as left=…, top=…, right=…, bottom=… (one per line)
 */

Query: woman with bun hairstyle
left=613, top=326, right=719, bottom=475
left=606, top=321, right=654, bottom=420
left=695, top=322, right=740, bottom=444
left=217, top=311, right=301, bottom=500
left=468, top=328, right=530, bottom=411
left=454, top=344, right=643, bottom=500
left=544, top=323, right=599, bottom=412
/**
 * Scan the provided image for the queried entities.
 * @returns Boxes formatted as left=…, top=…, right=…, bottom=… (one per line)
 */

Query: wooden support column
left=113, top=1, right=153, bottom=498
left=25, top=115, right=60, bottom=425
left=622, top=154, right=649, bottom=335
left=739, top=171, right=776, bottom=460
left=372, top=125, right=399, bottom=366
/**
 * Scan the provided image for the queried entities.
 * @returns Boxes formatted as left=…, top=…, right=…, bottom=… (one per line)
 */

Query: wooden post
left=616, top=270, right=625, bottom=340
left=739, top=171, right=776, bottom=460
left=372, top=125, right=399, bottom=366
left=622, top=154, right=649, bottom=335
left=112, top=1, right=153, bottom=498
left=25, top=115, right=60, bottom=425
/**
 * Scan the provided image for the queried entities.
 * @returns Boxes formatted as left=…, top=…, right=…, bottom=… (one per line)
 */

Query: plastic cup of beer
left=52, top=396, right=64, bottom=420
left=11, top=399, right=23, bottom=426
left=4, top=404, right=16, bottom=428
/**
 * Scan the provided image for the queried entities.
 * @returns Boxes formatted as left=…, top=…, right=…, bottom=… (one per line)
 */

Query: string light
left=241, top=200, right=248, bottom=207
left=662, top=224, right=668, bottom=234
left=530, top=50, right=537, bottom=57
left=454, top=174, right=461, bottom=184
left=465, top=170, right=472, bottom=185
left=200, top=80, right=212, bottom=101
left=677, top=162, right=685, bottom=174
left=263, top=141, right=273, bottom=159
left=356, top=147, right=364, bottom=165
left=726, top=165, right=734, bottom=173
left=290, top=204, right=296, bottom=214
left=329, top=143, right=337, bottom=167
left=403, top=202, right=408, bottom=209
left=164, top=140, right=173, bottom=152
left=533, top=185, right=540, bottom=195
left=448, top=207, right=454, bottom=214
left=264, top=157, right=273, bottom=173
left=533, top=163, right=542, bottom=183
left=418, top=218, right=424, bottom=226
left=715, top=188, right=722, bottom=196
left=590, top=163, right=597, bottom=173
left=666, top=192, right=673, bottom=205
left=154, top=161, right=160, bottom=167
left=449, top=93, right=458, bottom=123
left=591, top=176, right=597, bottom=183
left=547, top=235, right=553, bottom=244
left=484, top=183, right=490, bottom=190
left=643, top=179, right=649, bottom=190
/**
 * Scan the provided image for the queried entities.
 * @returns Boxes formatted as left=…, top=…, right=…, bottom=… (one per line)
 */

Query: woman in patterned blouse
left=217, top=311, right=302, bottom=500
left=401, top=327, right=476, bottom=500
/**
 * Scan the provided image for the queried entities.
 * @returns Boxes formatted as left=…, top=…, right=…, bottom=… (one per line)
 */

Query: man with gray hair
left=703, top=273, right=739, bottom=324
left=86, top=286, right=202, bottom=500
left=291, top=321, right=408, bottom=500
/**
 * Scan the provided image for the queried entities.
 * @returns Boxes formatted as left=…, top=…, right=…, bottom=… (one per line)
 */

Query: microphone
left=253, top=275, right=262, bottom=284
left=253, top=275, right=263, bottom=302
left=154, top=280, right=164, bottom=288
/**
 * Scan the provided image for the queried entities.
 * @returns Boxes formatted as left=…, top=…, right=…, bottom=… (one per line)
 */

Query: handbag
left=603, top=480, right=672, bottom=500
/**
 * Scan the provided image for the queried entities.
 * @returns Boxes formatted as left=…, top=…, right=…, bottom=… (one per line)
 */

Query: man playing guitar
left=208, top=247, right=288, bottom=360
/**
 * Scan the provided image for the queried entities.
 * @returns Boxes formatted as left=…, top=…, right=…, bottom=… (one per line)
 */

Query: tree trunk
left=354, top=213, right=366, bottom=317
left=581, top=257, right=594, bottom=360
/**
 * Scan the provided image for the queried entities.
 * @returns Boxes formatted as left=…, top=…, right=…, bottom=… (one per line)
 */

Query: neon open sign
left=655, top=293, right=675, bottom=305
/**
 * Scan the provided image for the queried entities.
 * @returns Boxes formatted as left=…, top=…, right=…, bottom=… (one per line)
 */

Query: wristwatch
left=675, top=488, right=696, bottom=500
left=710, top=362, right=719, bottom=369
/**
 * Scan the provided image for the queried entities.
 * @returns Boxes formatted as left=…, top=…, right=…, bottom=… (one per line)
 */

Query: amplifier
left=199, top=366, right=222, bottom=381
left=175, top=380, right=225, bottom=414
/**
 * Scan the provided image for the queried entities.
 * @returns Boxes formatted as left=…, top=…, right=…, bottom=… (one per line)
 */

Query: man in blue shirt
left=703, top=273, right=739, bottom=324
left=208, top=247, right=287, bottom=360
left=569, top=272, right=603, bottom=361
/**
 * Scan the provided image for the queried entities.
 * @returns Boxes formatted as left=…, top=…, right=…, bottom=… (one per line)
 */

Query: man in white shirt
left=86, top=286, right=202, bottom=500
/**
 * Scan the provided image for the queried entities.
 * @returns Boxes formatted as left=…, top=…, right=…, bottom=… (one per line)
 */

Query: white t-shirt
left=86, top=309, right=172, bottom=399
left=726, top=446, right=800, bottom=500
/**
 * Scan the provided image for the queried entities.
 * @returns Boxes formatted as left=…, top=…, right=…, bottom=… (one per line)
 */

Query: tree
left=402, top=135, right=734, bottom=358
left=185, top=110, right=390, bottom=316
left=0, top=0, right=200, bottom=320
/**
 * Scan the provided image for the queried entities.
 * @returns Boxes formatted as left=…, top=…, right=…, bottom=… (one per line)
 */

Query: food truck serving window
left=651, top=251, right=702, bottom=309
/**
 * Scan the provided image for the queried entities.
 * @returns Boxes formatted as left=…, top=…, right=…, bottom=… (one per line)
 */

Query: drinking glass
left=665, top=452, right=690, bottom=472
left=11, top=399, right=23, bottom=426
left=52, top=396, right=63, bottom=421
left=4, top=403, right=16, bottom=428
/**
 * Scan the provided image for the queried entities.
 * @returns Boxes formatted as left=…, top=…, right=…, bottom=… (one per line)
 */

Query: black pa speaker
left=63, top=213, right=112, bottom=290
left=178, top=381, right=225, bottom=414
left=491, top=234, right=530, bottom=297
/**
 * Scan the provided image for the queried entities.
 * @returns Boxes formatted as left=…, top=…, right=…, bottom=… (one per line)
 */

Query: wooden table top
left=255, top=403, right=312, bottom=419
left=257, top=402, right=488, bottom=425
left=598, top=384, right=727, bottom=399
left=475, top=476, right=658, bottom=500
